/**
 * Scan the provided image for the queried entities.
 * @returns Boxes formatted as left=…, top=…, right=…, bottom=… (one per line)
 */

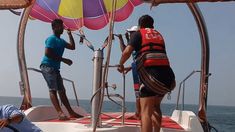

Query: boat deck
left=45, top=112, right=184, bottom=130
left=26, top=106, right=203, bottom=132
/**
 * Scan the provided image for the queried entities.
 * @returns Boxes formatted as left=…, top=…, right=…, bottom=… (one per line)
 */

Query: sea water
left=0, top=96, right=235, bottom=132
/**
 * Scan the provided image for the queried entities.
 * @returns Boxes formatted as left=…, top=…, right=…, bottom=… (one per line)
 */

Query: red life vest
left=139, top=28, right=170, bottom=67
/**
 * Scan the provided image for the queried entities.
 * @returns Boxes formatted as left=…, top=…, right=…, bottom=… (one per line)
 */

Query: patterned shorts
left=40, top=64, right=65, bottom=91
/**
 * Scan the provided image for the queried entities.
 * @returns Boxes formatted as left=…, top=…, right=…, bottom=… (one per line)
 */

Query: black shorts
left=139, top=66, right=175, bottom=98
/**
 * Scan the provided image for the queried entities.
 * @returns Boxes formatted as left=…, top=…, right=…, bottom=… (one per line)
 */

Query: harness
left=138, top=28, right=170, bottom=67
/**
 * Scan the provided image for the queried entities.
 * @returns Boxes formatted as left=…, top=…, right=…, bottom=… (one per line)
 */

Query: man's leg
left=135, top=98, right=141, bottom=119
left=58, top=90, right=83, bottom=118
left=41, top=65, right=69, bottom=120
left=151, top=96, right=164, bottom=132
left=140, top=96, right=156, bottom=132
left=49, top=90, right=68, bottom=119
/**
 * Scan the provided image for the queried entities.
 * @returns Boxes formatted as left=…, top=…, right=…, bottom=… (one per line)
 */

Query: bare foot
left=135, top=112, right=141, bottom=120
left=58, top=112, right=69, bottom=120
left=127, top=113, right=140, bottom=120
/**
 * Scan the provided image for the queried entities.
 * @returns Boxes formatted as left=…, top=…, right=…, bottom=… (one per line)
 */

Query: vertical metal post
left=187, top=3, right=210, bottom=131
left=93, top=1, right=117, bottom=131
left=91, top=49, right=103, bottom=128
left=121, top=73, right=126, bottom=125
left=182, top=82, right=185, bottom=110
left=17, top=0, right=36, bottom=110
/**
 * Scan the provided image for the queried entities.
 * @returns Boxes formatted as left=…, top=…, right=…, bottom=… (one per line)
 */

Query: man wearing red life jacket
left=118, top=15, right=175, bottom=132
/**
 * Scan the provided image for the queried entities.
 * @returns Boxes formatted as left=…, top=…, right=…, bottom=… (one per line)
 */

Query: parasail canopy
left=30, top=0, right=142, bottom=30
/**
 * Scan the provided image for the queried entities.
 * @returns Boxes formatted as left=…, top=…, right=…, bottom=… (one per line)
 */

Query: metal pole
left=182, top=82, right=185, bottom=110
left=91, top=49, right=103, bottom=128
left=93, top=1, right=117, bottom=131
left=17, top=0, right=36, bottom=110
left=122, top=73, right=126, bottom=125
left=187, top=3, right=210, bottom=131
left=27, top=67, right=80, bottom=106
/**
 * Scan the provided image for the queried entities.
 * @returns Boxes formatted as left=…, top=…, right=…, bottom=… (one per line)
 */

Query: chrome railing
left=27, top=67, right=80, bottom=106
left=105, top=64, right=126, bottom=125
left=176, top=70, right=201, bottom=110
left=90, top=64, right=127, bottom=125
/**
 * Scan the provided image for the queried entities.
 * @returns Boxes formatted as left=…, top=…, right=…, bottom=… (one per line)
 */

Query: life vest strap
left=137, top=52, right=170, bottom=66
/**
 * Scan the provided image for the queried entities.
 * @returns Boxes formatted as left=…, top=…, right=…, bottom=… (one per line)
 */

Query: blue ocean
left=0, top=96, right=234, bottom=132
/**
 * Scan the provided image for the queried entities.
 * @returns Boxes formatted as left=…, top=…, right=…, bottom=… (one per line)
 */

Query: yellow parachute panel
left=103, top=0, right=128, bottom=12
left=58, top=0, right=83, bottom=19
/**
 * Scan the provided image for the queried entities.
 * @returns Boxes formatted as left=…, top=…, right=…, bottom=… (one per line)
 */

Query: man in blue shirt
left=116, top=26, right=141, bottom=119
left=40, top=19, right=83, bottom=120
left=0, top=104, right=42, bottom=132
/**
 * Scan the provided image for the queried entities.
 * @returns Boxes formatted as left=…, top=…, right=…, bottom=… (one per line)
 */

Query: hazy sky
left=0, top=2, right=234, bottom=106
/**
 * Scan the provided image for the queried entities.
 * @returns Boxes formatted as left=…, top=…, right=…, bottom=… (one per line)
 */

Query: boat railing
left=91, top=64, right=127, bottom=125
left=176, top=70, right=201, bottom=110
left=106, top=64, right=126, bottom=125
left=27, top=67, right=80, bottom=106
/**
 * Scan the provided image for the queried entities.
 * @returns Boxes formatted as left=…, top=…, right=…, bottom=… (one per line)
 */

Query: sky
left=0, top=2, right=235, bottom=107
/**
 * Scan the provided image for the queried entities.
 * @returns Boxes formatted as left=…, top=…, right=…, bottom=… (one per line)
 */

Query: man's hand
left=125, top=32, right=130, bottom=42
left=116, top=34, right=122, bottom=39
left=66, top=29, right=76, bottom=50
left=117, top=64, right=125, bottom=73
left=62, top=58, right=73, bottom=66
left=67, top=29, right=72, bottom=35
left=0, top=119, right=10, bottom=129
left=124, top=66, right=132, bottom=74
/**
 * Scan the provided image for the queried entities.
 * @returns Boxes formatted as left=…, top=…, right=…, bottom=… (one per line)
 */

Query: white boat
left=2, top=0, right=231, bottom=131
left=24, top=105, right=204, bottom=132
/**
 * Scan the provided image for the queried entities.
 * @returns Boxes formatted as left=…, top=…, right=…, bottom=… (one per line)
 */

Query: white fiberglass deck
left=24, top=105, right=203, bottom=132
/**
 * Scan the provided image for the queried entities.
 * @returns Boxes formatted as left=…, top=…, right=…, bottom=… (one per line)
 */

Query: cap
left=126, top=26, right=139, bottom=32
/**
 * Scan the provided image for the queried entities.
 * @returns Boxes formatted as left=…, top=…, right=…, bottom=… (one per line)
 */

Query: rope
left=72, top=32, right=94, bottom=51
left=136, top=53, right=175, bottom=95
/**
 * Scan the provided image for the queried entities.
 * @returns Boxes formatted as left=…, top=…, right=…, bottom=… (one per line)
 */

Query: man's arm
left=125, top=32, right=130, bottom=42
left=118, top=45, right=134, bottom=73
left=116, top=34, right=126, bottom=52
left=65, top=30, right=75, bottom=50
left=45, top=48, right=72, bottom=66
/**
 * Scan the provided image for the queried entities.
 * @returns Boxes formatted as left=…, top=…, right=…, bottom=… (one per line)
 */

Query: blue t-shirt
left=0, top=104, right=42, bottom=132
left=41, top=35, right=67, bottom=70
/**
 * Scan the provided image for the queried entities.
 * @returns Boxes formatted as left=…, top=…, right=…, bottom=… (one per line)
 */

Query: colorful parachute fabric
left=30, top=0, right=142, bottom=30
